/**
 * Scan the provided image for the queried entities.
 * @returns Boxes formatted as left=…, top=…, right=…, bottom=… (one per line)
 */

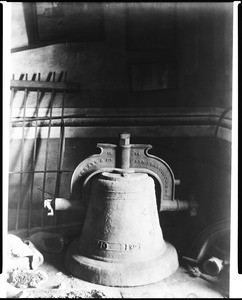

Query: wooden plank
left=10, top=125, right=231, bottom=141
left=10, top=80, right=80, bottom=92
left=11, top=106, right=231, bottom=118
left=10, top=106, right=232, bottom=129
left=11, top=116, right=232, bottom=129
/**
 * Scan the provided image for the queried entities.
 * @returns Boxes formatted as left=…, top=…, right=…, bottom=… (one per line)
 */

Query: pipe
left=203, top=257, right=224, bottom=276
left=181, top=256, right=199, bottom=264
left=44, top=197, right=198, bottom=216
left=55, top=198, right=82, bottom=210
left=44, top=198, right=82, bottom=216
left=160, top=199, right=198, bottom=216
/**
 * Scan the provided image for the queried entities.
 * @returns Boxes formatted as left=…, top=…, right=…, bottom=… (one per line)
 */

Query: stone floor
left=16, top=254, right=227, bottom=298
left=5, top=232, right=230, bottom=298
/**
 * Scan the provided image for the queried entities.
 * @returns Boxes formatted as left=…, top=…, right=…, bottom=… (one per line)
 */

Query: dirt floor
left=8, top=250, right=228, bottom=299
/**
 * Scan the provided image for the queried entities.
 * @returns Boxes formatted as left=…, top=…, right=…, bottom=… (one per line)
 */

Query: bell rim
left=65, top=239, right=179, bottom=287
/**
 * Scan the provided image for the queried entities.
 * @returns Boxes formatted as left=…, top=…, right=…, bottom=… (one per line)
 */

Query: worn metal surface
left=40, top=133, right=197, bottom=218
left=65, top=172, right=179, bottom=286
left=71, top=133, right=177, bottom=207
left=63, top=133, right=198, bottom=216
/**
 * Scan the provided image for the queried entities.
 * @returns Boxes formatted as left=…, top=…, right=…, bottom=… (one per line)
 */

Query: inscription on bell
left=134, top=151, right=141, bottom=156
left=96, top=240, right=141, bottom=251
left=126, top=243, right=141, bottom=251
left=97, top=240, right=108, bottom=250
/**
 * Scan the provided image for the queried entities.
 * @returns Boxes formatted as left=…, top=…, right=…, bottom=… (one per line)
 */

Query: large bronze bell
left=63, top=133, right=197, bottom=287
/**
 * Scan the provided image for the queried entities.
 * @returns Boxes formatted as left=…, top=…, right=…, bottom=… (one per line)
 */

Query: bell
left=65, top=170, right=179, bottom=287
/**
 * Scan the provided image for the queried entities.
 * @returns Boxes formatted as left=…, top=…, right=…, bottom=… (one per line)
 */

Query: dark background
left=9, top=2, right=233, bottom=259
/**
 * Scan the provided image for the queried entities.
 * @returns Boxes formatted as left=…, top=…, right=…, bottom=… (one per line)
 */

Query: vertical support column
left=118, top=132, right=131, bottom=169
left=53, top=71, right=67, bottom=226
left=10, top=74, right=15, bottom=140
left=16, top=74, right=28, bottom=230
left=42, top=72, right=55, bottom=226
left=29, top=73, right=41, bottom=229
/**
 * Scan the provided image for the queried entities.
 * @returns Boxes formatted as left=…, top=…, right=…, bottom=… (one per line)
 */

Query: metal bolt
left=119, top=132, right=130, bottom=146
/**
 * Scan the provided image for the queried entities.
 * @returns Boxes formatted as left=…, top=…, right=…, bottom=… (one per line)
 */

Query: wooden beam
left=11, top=116, right=232, bottom=130
left=11, top=106, right=232, bottom=118
left=11, top=107, right=232, bottom=129
left=10, top=80, right=80, bottom=92
left=10, top=125, right=231, bottom=141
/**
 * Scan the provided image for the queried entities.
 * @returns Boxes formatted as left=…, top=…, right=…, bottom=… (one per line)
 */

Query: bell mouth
left=65, top=239, right=179, bottom=287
